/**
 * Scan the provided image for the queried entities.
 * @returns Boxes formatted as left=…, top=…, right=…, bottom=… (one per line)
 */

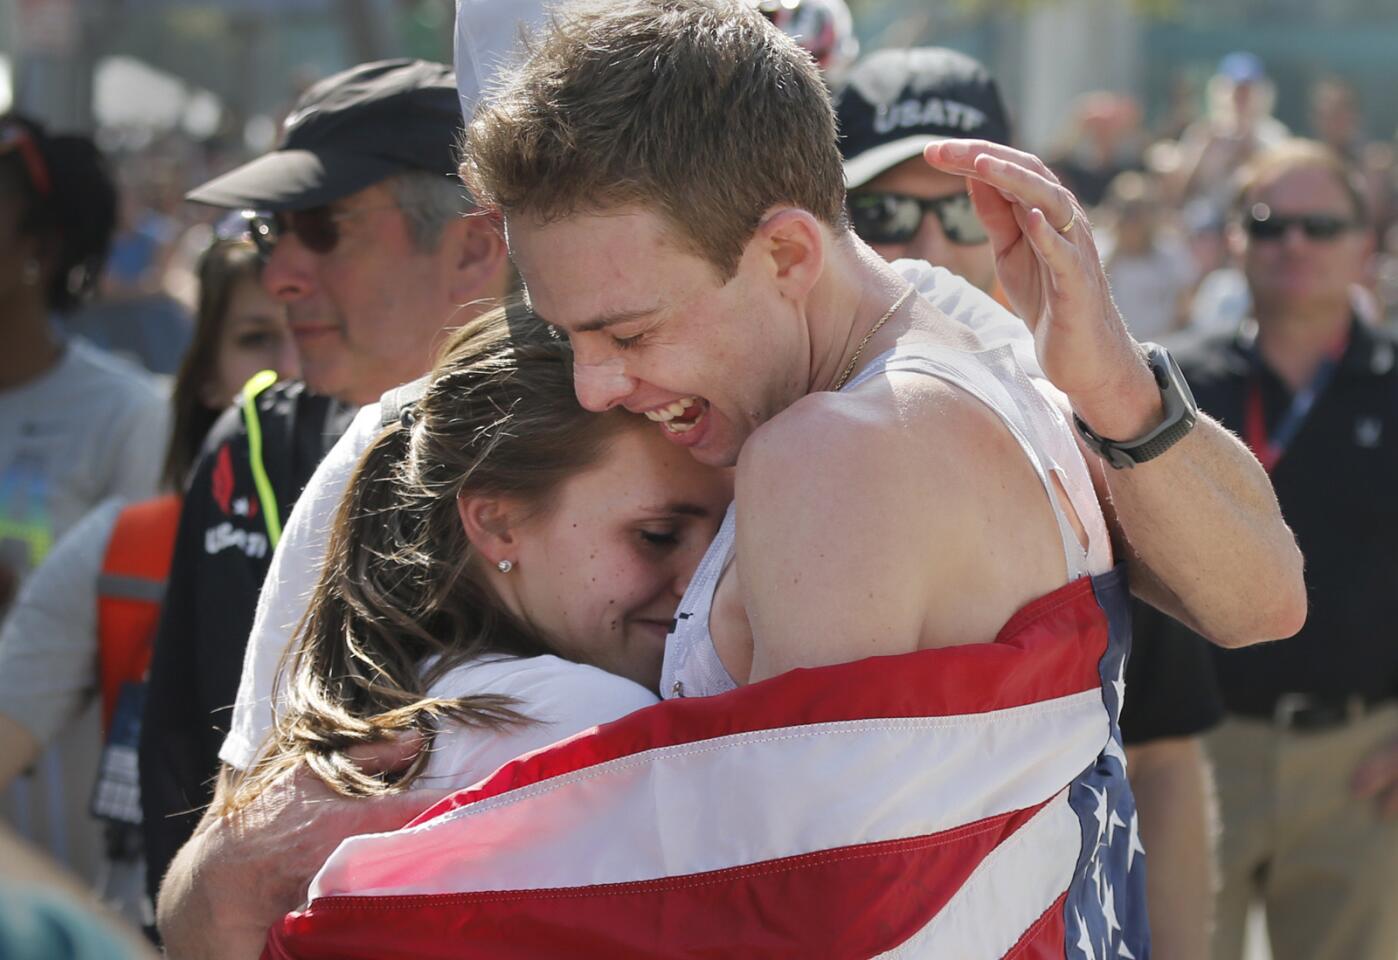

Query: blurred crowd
left=42, top=38, right=1398, bottom=374
left=0, top=1, right=1395, bottom=958
left=12, top=39, right=1398, bottom=376
left=1044, top=54, right=1398, bottom=340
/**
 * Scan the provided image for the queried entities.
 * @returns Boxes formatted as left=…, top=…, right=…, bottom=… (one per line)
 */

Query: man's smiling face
left=507, top=206, right=810, bottom=468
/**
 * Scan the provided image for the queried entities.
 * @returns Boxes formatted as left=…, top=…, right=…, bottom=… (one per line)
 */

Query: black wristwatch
left=1073, top=343, right=1198, bottom=470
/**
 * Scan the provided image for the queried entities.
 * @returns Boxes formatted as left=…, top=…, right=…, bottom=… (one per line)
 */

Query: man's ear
left=444, top=212, right=511, bottom=305
left=751, top=207, right=825, bottom=303
left=456, top=493, right=523, bottom=568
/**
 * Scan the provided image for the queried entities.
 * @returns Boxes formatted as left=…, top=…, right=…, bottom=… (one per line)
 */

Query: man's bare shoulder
left=739, top=363, right=1018, bottom=486
left=736, top=367, right=1073, bottom=679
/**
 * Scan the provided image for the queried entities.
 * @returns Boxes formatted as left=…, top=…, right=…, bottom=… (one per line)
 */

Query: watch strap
left=1073, top=344, right=1198, bottom=469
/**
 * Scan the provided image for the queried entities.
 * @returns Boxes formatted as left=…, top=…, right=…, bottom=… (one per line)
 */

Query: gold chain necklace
left=832, top=285, right=916, bottom=391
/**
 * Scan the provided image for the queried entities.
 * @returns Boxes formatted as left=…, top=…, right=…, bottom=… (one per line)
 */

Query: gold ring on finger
left=1056, top=210, right=1077, bottom=235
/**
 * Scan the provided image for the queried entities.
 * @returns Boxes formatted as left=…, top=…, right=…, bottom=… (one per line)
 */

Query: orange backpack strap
left=97, top=494, right=182, bottom=735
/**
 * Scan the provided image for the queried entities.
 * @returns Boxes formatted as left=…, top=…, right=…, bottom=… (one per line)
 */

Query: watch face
left=1149, top=344, right=1198, bottom=422
left=1078, top=344, right=1199, bottom=468
left=1164, top=349, right=1197, bottom=410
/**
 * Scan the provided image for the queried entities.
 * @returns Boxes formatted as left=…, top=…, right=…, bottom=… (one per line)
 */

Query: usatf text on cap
left=837, top=47, right=1012, bottom=190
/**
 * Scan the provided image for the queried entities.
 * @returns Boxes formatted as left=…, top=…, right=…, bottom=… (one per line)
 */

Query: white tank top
left=661, top=340, right=1112, bottom=700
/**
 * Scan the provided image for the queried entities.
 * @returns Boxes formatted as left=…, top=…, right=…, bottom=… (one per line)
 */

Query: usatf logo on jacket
left=203, top=444, right=268, bottom=557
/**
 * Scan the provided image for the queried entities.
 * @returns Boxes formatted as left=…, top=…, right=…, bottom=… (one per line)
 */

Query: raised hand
left=924, top=139, right=1162, bottom=439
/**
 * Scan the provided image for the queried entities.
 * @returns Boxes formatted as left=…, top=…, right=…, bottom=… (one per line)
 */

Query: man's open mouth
left=644, top=397, right=708, bottom=435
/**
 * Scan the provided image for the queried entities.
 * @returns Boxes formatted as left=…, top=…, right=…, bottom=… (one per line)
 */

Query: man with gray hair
left=138, top=58, right=513, bottom=903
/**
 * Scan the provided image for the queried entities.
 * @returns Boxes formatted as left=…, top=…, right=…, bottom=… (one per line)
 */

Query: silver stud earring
left=497, top=559, right=514, bottom=574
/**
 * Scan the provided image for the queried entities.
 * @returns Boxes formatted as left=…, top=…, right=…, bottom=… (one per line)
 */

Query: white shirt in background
left=0, top=336, right=167, bottom=887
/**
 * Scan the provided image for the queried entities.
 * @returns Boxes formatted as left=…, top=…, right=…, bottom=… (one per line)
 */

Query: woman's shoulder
left=416, top=655, right=659, bottom=792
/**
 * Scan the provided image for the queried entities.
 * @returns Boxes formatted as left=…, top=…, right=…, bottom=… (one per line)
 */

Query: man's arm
left=924, top=139, right=1305, bottom=647
left=1125, top=738, right=1217, bottom=960
left=1077, top=409, right=1304, bottom=647
left=0, top=501, right=119, bottom=790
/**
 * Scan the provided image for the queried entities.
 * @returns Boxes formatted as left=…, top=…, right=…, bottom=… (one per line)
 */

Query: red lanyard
left=1244, top=330, right=1349, bottom=473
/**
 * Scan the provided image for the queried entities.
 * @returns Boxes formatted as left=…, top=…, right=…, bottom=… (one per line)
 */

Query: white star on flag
left=1102, top=880, right=1120, bottom=938
left=1107, top=808, right=1127, bottom=845
left=1087, top=784, right=1109, bottom=845
left=1111, top=658, right=1127, bottom=723
left=1103, top=734, right=1128, bottom=769
left=1118, top=940, right=1137, bottom=958
left=1075, top=909, right=1098, bottom=960
left=1127, top=810, right=1147, bottom=872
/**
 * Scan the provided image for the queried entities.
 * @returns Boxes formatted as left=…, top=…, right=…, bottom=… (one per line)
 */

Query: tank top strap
left=843, top=343, right=1108, bottom=580
left=660, top=501, right=739, bottom=700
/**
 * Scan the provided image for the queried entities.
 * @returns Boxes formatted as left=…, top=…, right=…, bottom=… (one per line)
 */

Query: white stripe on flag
left=312, top=690, right=1107, bottom=899
left=874, top=789, right=1079, bottom=958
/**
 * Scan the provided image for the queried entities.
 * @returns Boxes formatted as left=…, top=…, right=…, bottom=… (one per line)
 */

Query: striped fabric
left=263, top=567, right=1147, bottom=959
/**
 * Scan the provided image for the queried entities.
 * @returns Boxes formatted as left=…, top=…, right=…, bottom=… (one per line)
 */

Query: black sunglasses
left=847, top=190, right=988, bottom=247
left=1245, top=203, right=1357, bottom=242
left=238, top=204, right=394, bottom=258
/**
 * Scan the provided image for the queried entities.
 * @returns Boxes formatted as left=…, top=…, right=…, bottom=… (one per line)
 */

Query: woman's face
left=0, top=184, right=41, bottom=308
left=505, top=424, right=732, bottom=691
left=204, top=275, right=300, bottom=408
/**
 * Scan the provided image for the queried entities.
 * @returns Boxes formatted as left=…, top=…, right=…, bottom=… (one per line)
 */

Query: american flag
left=263, top=567, right=1147, bottom=959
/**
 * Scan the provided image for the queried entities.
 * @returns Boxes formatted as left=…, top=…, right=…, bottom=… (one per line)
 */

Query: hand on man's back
left=158, top=734, right=450, bottom=960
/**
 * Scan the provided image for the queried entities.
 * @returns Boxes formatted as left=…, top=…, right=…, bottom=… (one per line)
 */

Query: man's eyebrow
left=573, top=306, right=661, bottom=334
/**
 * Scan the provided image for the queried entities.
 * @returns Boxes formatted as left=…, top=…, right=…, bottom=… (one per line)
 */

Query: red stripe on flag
left=1005, top=891, right=1070, bottom=959
left=265, top=800, right=1055, bottom=960
left=409, top=576, right=1109, bottom=829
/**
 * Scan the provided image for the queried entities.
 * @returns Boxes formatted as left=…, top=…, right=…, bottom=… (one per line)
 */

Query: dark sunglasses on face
left=1244, top=203, right=1357, bottom=242
left=238, top=204, right=393, bottom=258
left=847, top=190, right=989, bottom=247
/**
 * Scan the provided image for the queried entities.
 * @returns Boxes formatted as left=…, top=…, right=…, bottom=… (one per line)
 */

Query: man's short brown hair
left=462, top=0, right=847, bottom=279
left=1234, top=138, right=1369, bottom=224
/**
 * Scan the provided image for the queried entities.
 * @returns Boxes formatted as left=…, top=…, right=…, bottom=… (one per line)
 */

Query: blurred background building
left=2, top=0, right=1393, bottom=153
left=851, top=0, right=1397, bottom=153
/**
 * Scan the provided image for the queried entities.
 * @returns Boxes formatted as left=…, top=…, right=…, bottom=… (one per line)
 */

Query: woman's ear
left=456, top=493, right=522, bottom=568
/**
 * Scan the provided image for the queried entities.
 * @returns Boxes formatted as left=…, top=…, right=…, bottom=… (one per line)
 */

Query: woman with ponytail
left=241, top=304, right=731, bottom=801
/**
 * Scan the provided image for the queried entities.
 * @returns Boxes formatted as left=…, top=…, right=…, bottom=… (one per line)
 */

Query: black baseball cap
left=188, top=59, right=461, bottom=211
left=836, top=47, right=1012, bottom=190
